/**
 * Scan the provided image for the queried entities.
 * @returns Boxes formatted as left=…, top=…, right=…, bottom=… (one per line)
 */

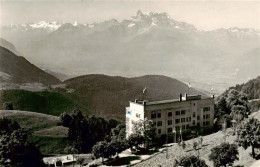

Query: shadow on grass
left=105, top=156, right=140, bottom=166
left=135, top=148, right=159, bottom=155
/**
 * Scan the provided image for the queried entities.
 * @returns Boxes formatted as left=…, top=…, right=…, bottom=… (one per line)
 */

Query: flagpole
left=143, top=87, right=146, bottom=100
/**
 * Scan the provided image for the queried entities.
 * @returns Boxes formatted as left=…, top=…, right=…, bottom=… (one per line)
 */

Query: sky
left=0, top=0, right=260, bottom=30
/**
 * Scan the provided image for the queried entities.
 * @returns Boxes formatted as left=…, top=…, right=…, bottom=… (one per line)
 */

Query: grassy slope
left=133, top=110, right=260, bottom=167
left=0, top=110, right=70, bottom=154
left=0, top=89, right=87, bottom=116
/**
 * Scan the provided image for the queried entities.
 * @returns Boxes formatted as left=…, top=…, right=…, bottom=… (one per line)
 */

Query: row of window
left=203, top=121, right=210, bottom=126
left=157, top=117, right=192, bottom=126
left=152, top=107, right=210, bottom=119
left=152, top=109, right=190, bottom=119
left=203, top=107, right=210, bottom=112
left=203, top=114, right=210, bottom=119
left=157, top=124, right=190, bottom=134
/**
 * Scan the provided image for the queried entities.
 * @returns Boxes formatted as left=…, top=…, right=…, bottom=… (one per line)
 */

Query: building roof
left=131, top=94, right=213, bottom=106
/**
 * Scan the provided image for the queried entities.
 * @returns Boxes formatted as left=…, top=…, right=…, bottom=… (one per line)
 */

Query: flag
left=210, top=86, right=214, bottom=91
left=127, top=111, right=132, bottom=115
left=143, top=87, right=147, bottom=94
left=188, top=82, right=192, bottom=88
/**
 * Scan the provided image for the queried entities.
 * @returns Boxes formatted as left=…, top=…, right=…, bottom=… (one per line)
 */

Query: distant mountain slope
left=0, top=46, right=61, bottom=85
left=0, top=38, right=20, bottom=55
left=221, top=76, right=260, bottom=100
left=64, top=74, right=207, bottom=121
left=1, top=74, right=206, bottom=121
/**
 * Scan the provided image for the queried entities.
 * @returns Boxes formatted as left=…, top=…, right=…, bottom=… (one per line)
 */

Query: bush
left=60, top=112, right=72, bottom=127
left=209, top=142, right=239, bottom=167
left=174, top=155, right=208, bottom=167
left=3, top=102, right=13, bottom=110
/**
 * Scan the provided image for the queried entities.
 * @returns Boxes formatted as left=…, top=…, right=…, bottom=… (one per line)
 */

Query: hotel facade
left=126, top=94, right=214, bottom=137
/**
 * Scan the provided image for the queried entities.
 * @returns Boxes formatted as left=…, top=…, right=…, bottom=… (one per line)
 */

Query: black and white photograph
left=0, top=0, right=259, bottom=166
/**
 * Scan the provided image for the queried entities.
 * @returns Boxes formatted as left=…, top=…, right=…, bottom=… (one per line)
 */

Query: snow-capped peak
left=29, top=21, right=61, bottom=31
left=73, top=21, right=78, bottom=26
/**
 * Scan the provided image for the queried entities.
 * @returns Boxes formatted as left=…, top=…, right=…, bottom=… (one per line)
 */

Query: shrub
left=209, top=142, right=239, bottom=167
left=174, top=155, right=208, bottom=167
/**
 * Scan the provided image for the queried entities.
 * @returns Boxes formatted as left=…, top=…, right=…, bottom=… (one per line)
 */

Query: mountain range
left=1, top=11, right=259, bottom=93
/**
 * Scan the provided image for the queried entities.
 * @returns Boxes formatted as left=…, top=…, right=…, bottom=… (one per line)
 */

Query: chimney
left=179, top=93, right=182, bottom=101
left=185, top=93, right=188, bottom=99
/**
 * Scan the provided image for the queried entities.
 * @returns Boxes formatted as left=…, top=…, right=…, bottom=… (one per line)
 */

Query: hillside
left=0, top=46, right=61, bottom=85
left=1, top=74, right=206, bottom=121
left=220, top=76, right=260, bottom=100
left=0, top=89, right=87, bottom=116
left=64, top=74, right=206, bottom=121
left=0, top=38, right=20, bottom=56
left=0, top=110, right=70, bottom=154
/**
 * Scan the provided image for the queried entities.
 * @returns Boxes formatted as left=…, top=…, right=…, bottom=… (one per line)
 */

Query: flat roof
left=146, top=99, right=180, bottom=105
left=131, top=95, right=213, bottom=106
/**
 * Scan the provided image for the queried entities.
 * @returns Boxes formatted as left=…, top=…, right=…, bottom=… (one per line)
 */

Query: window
left=193, top=112, right=196, bottom=117
left=203, top=114, right=210, bottom=120
left=182, top=125, right=186, bottom=130
left=197, top=123, right=200, bottom=127
left=186, top=117, right=191, bottom=122
left=181, top=118, right=185, bottom=123
left=157, top=121, right=162, bottom=127
left=197, top=116, right=200, bottom=120
left=168, top=120, right=172, bottom=125
left=186, top=124, right=190, bottom=129
left=175, top=119, right=180, bottom=124
left=176, top=126, right=180, bottom=131
left=175, top=111, right=180, bottom=116
left=181, top=110, right=186, bottom=115
left=168, top=112, right=172, bottom=117
left=157, top=110, right=161, bottom=118
left=158, top=129, right=161, bottom=134
left=151, top=111, right=156, bottom=119
left=136, top=113, right=141, bottom=118
left=167, top=128, right=172, bottom=133
left=203, top=107, right=210, bottom=112
left=203, top=121, right=210, bottom=126
left=192, top=120, right=196, bottom=126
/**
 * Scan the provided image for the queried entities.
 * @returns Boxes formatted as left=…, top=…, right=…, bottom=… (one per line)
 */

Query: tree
left=3, top=102, right=13, bottom=110
left=209, top=142, right=239, bottom=167
left=92, top=141, right=107, bottom=162
left=174, top=155, right=208, bottom=167
left=132, top=119, right=156, bottom=149
left=0, top=128, right=44, bottom=167
left=127, top=133, right=145, bottom=151
left=0, top=118, right=20, bottom=135
left=237, top=118, right=260, bottom=158
left=110, top=125, right=127, bottom=155
left=60, top=112, right=72, bottom=127
left=76, top=157, right=84, bottom=167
